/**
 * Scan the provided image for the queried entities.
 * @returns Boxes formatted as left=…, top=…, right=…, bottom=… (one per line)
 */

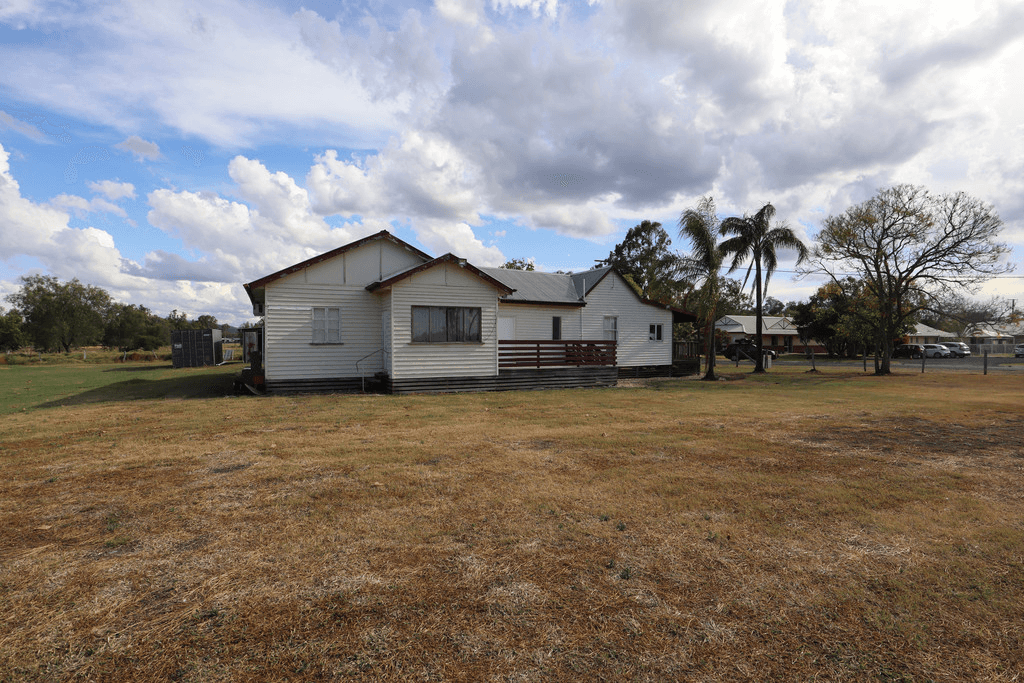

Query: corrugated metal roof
left=571, top=267, right=613, bottom=298
left=911, top=323, right=956, bottom=338
left=479, top=267, right=583, bottom=305
left=716, top=315, right=796, bottom=334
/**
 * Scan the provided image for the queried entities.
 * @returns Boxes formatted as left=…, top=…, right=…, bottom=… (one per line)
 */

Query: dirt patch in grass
left=1, top=372, right=1023, bottom=680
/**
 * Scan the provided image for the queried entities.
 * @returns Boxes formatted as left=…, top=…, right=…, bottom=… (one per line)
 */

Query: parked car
left=940, top=341, right=971, bottom=358
left=723, top=339, right=777, bottom=361
left=1015, top=344, right=1024, bottom=358
left=922, top=344, right=951, bottom=358
left=892, top=344, right=925, bottom=359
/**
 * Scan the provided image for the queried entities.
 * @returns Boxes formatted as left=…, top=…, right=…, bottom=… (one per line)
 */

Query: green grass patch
left=0, top=362, right=241, bottom=415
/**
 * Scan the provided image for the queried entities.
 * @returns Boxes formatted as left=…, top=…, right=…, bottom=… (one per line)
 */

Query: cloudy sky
left=1, top=0, right=1023, bottom=325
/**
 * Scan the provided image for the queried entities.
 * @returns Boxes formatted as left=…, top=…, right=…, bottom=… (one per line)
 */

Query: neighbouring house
left=964, top=323, right=1024, bottom=353
left=242, top=230, right=696, bottom=394
left=903, top=324, right=956, bottom=346
left=714, top=315, right=824, bottom=354
left=716, top=316, right=978, bottom=356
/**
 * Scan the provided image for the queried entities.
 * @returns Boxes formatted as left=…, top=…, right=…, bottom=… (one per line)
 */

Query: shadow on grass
left=36, top=370, right=241, bottom=409
left=102, top=364, right=175, bottom=372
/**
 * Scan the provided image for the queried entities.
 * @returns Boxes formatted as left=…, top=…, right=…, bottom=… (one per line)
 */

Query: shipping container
left=171, top=329, right=223, bottom=368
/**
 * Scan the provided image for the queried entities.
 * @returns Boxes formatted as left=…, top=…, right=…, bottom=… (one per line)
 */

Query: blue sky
left=2, top=0, right=1023, bottom=325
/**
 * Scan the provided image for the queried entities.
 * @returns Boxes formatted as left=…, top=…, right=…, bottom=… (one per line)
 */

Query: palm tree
left=678, top=197, right=726, bottom=381
left=719, top=203, right=808, bottom=372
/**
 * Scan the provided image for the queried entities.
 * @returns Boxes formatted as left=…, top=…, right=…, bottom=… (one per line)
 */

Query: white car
left=922, top=343, right=951, bottom=358
left=1015, top=344, right=1024, bottom=358
left=941, top=342, right=971, bottom=358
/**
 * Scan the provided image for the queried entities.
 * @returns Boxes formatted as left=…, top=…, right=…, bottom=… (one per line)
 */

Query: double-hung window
left=311, top=307, right=341, bottom=344
left=649, top=324, right=663, bottom=341
left=552, top=316, right=562, bottom=341
left=603, top=316, right=617, bottom=341
left=411, top=306, right=481, bottom=343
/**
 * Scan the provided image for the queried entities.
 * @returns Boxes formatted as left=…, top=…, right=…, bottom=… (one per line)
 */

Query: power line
left=741, top=266, right=1024, bottom=278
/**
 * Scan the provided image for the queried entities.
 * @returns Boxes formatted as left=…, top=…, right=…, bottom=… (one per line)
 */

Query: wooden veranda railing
left=498, top=339, right=616, bottom=369
left=673, top=340, right=700, bottom=360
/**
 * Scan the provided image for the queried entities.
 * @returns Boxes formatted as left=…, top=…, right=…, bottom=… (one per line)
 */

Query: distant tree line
left=2, top=274, right=228, bottom=354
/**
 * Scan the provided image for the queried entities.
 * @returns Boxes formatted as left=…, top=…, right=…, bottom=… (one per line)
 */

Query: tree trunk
left=753, top=256, right=765, bottom=373
left=702, top=318, right=717, bottom=381
left=875, top=330, right=892, bottom=375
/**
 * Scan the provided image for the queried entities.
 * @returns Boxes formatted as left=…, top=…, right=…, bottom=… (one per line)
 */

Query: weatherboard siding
left=263, top=284, right=385, bottom=381
left=582, top=272, right=672, bottom=367
left=495, top=304, right=583, bottom=340
left=260, top=239, right=426, bottom=382
left=389, top=264, right=500, bottom=379
left=270, top=238, right=426, bottom=287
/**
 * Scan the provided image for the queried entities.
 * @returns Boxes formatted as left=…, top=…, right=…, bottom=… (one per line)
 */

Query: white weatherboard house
left=242, top=231, right=695, bottom=394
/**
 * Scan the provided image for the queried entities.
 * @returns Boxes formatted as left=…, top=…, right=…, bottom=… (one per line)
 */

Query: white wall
left=262, top=238, right=424, bottom=380
left=263, top=284, right=384, bottom=380
left=389, top=263, right=500, bottom=379
left=495, top=304, right=583, bottom=340
left=582, top=272, right=672, bottom=367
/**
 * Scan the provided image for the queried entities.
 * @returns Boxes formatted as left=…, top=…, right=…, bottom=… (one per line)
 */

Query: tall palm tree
left=719, top=203, right=808, bottom=372
left=678, top=197, right=726, bottom=381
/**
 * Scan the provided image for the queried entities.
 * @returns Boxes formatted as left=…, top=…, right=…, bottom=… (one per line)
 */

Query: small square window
left=649, top=324, right=663, bottom=341
left=312, top=307, right=342, bottom=344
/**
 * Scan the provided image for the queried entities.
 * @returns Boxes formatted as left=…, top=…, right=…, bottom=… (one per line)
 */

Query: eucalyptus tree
left=678, top=197, right=727, bottom=381
left=598, top=220, right=689, bottom=304
left=720, top=203, right=808, bottom=372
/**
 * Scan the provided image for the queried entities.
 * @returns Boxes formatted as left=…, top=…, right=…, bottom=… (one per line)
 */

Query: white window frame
left=649, top=323, right=663, bottom=341
left=311, top=306, right=342, bottom=345
left=603, top=316, right=617, bottom=342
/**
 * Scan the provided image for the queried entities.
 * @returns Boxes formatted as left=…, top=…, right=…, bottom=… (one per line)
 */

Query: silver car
left=922, top=343, right=952, bottom=358
left=941, top=342, right=971, bottom=358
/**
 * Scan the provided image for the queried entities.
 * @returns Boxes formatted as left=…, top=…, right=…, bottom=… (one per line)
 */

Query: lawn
left=0, top=360, right=240, bottom=415
left=1, top=366, right=1022, bottom=680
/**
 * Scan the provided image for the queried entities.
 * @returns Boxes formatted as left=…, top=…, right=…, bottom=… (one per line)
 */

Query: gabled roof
left=966, top=322, right=1024, bottom=338
left=367, top=253, right=515, bottom=294
left=239, top=229, right=696, bottom=320
left=716, top=315, right=799, bottom=334
left=570, top=266, right=614, bottom=299
left=909, top=323, right=956, bottom=339
left=479, top=267, right=583, bottom=306
left=479, top=265, right=696, bottom=320
left=243, top=230, right=432, bottom=303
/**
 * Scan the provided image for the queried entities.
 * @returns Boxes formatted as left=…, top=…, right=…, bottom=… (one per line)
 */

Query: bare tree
left=807, top=185, right=1011, bottom=374
left=923, top=293, right=1020, bottom=339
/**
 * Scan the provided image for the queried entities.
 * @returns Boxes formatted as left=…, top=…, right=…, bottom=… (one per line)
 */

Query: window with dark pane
left=411, top=306, right=482, bottom=343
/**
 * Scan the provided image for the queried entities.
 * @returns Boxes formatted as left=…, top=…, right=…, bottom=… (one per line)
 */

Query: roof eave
left=367, top=253, right=515, bottom=294
left=498, top=298, right=586, bottom=307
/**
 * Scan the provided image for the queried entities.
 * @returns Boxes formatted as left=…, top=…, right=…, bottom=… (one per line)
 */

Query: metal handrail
left=355, top=348, right=384, bottom=392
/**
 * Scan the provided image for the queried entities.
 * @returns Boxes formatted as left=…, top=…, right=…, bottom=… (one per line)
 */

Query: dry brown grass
left=1, top=369, right=1023, bottom=681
